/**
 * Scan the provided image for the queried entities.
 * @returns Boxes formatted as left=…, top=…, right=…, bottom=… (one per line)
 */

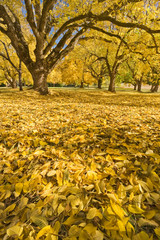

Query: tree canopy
left=0, top=0, right=160, bottom=93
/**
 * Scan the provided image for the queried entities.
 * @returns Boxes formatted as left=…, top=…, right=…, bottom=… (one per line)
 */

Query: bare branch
left=0, top=4, right=32, bottom=66
left=94, top=14, right=160, bottom=34
left=24, top=0, right=39, bottom=37
left=0, top=52, right=8, bottom=60
left=0, top=25, right=7, bottom=34
left=50, top=29, right=73, bottom=57
left=89, top=26, right=128, bottom=46
left=34, top=0, right=41, bottom=28
left=43, top=14, right=88, bottom=56
left=48, top=28, right=86, bottom=71
left=79, top=36, right=112, bottom=43
left=105, top=49, right=112, bottom=75
left=0, top=40, right=19, bottom=72
left=149, top=33, right=159, bottom=54
left=0, top=40, right=10, bottom=59
left=39, top=0, right=56, bottom=32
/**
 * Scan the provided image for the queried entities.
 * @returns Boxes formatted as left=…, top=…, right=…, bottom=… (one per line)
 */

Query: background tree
left=0, top=40, right=23, bottom=91
left=88, top=60, right=107, bottom=89
left=0, top=33, right=32, bottom=88
left=0, top=62, right=17, bottom=88
left=65, top=45, right=96, bottom=88
left=120, top=53, right=151, bottom=92
left=80, top=28, right=132, bottom=91
left=60, top=55, right=95, bottom=87
left=123, top=28, right=160, bottom=92
left=47, top=66, right=62, bottom=86
left=147, top=54, right=160, bottom=92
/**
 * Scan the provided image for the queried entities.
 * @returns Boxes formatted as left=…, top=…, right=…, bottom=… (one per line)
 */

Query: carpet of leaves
left=0, top=88, right=160, bottom=240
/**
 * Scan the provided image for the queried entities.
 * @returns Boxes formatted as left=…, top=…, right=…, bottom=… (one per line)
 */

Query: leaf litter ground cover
left=0, top=88, right=160, bottom=240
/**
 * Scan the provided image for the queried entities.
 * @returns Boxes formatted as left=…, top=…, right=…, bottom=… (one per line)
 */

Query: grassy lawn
left=0, top=88, right=160, bottom=239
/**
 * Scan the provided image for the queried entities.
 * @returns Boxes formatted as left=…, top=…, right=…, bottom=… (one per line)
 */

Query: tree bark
left=134, top=84, right=137, bottom=90
left=10, top=80, right=17, bottom=88
left=137, top=78, right=142, bottom=92
left=150, top=84, right=154, bottom=92
left=153, top=85, right=159, bottom=92
left=151, top=82, right=159, bottom=92
left=154, top=84, right=159, bottom=92
left=80, top=81, right=84, bottom=88
left=108, top=73, right=116, bottom=92
left=5, top=75, right=17, bottom=88
left=98, top=78, right=102, bottom=89
left=32, top=70, right=49, bottom=95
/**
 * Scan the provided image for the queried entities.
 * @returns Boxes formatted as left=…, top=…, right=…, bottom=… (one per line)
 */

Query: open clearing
left=0, top=88, right=160, bottom=239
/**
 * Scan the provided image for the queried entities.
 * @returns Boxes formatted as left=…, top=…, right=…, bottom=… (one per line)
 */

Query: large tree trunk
left=98, top=78, right=102, bottom=89
left=80, top=68, right=84, bottom=88
left=134, top=84, right=137, bottom=90
left=154, top=84, right=159, bottom=92
left=80, top=81, right=84, bottom=88
left=150, top=84, right=154, bottom=92
left=151, top=82, right=159, bottom=93
left=108, top=73, right=116, bottom=92
left=10, top=80, right=17, bottom=88
left=137, top=77, right=142, bottom=92
left=6, top=76, right=17, bottom=88
left=32, top=70, right=49, bottom=95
